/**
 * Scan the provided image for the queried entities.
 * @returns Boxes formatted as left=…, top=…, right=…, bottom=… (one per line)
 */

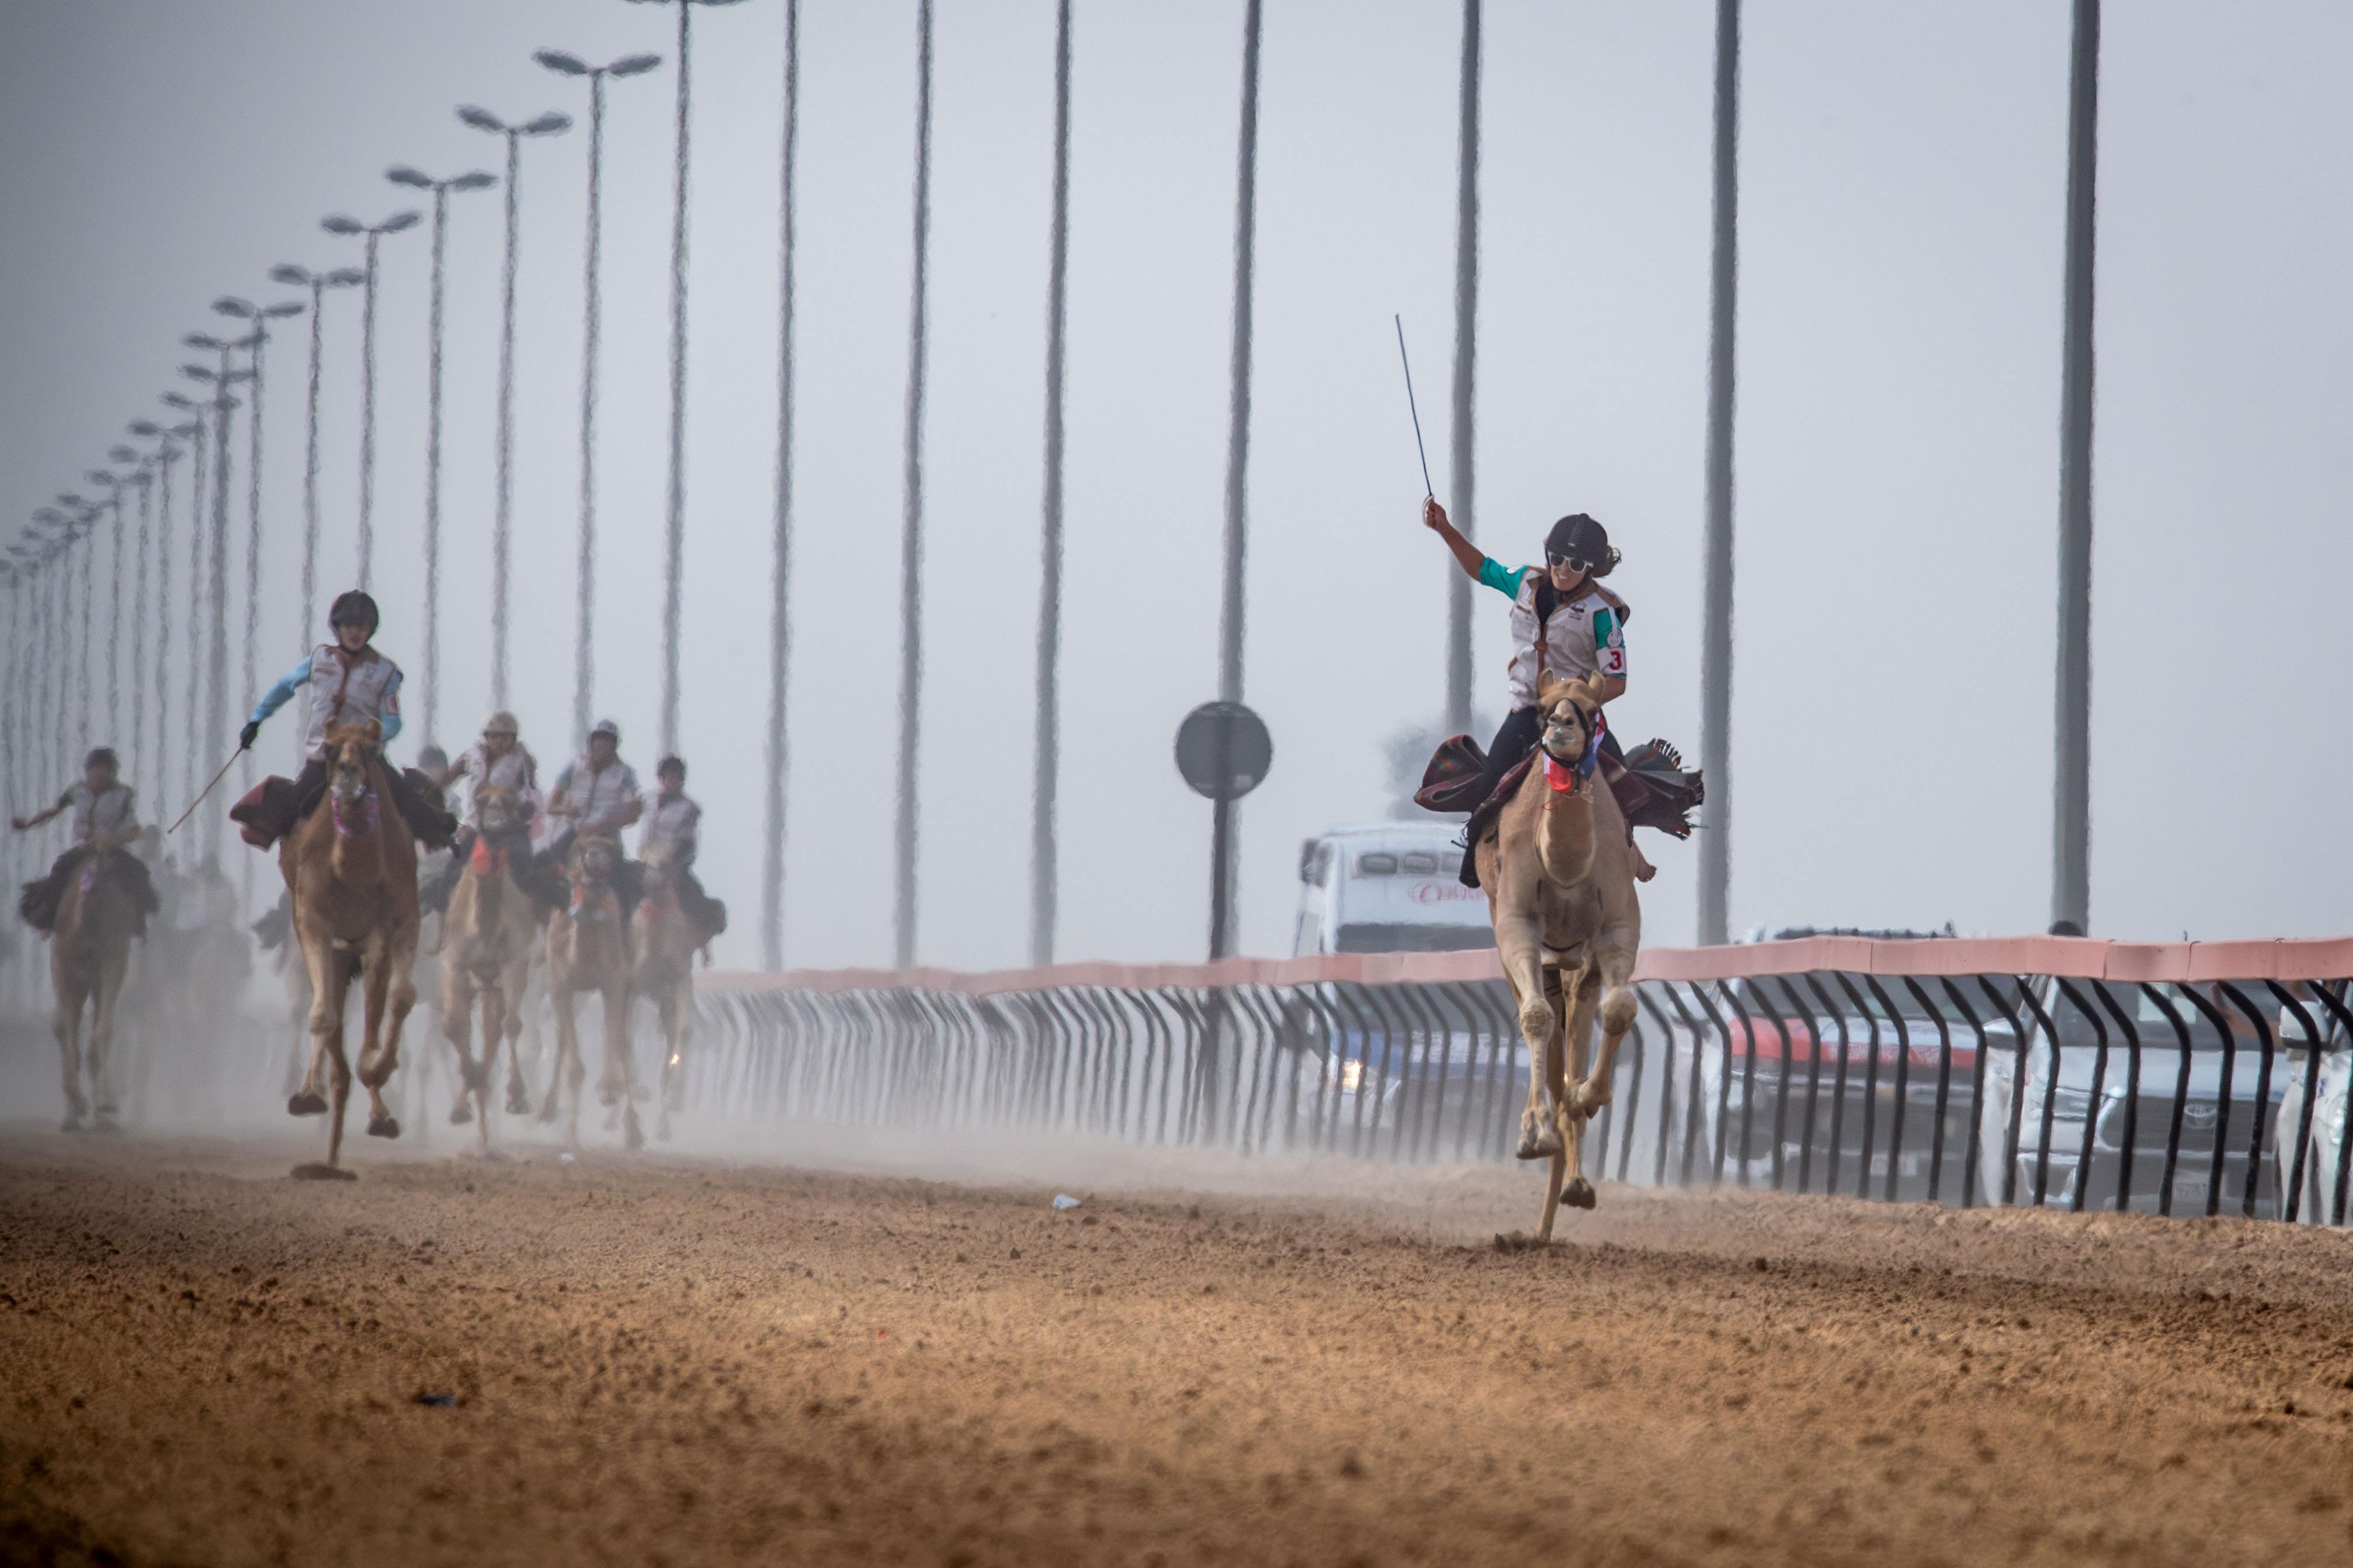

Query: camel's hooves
left=624, top=1116, right=645, bottom=1153
left=59, top=1115, right=84, bottom=1134
left=290, top=1162, right=358, bottom=1182
left=1564, top=1177, right=1597, bottom=1210
left=367, top=1114, right=401, bottom=1140
left=505, top=1089, right=531, bottom=1116
left=1515, top=1121, right=1564, bottom=1161
left=288, top=1092, right=328, bottom=1117
left=450, top=1105, right=474, bottom=1126
left=90, top=1117, right=122, bottom=1137
left=535, top=1097, right=560, bottom=1125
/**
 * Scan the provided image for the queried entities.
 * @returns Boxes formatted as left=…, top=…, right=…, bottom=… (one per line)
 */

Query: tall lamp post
left=763, top=1, right=802, bottom=971
left=160, top=390, right=211, bottom=808
left=132, top=416, right=199, bottom=807
left=893, top=0, right=936, bottom=969
left=268, top=265, right=364, bottom=652
left=83, top=467, right=130, bottom=744
left=535, top=46, right=663, bottom=748
left=215, top=295, right=304, bottom=907
left=386, top=164, right=496, bottom=748
left=457, top=104, right=571, bottom=710
left=321, top=208, right=422, bottom=590
left=625, top=0, right=752, bottom=756
left=1697, top=0, right=1741, bottom=946
left=110, top=445, right=156, bottom=804
left=1029, top=0, right=1071, bottom=967
left=181, top=337, right=256, bottom=863
left=55, top=497, right=97, bottom=758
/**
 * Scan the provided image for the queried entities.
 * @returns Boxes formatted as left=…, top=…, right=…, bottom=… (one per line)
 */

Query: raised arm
left=10, top=789, right=71, bottom=833
left=241, top=657, right=314, bottom=748
left=1422, top=498, right=1486, bottom=579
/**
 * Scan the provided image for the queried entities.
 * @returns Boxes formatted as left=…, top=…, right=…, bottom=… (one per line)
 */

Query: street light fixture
left=383, top=165, right=495, bottom=747
left=459, top=102, right=571, bottom=709
left=270, top=263, right=365, bottom=647
left=535, top=45, right=663, bottom=746
left=321, top=208, right=422, bottom=588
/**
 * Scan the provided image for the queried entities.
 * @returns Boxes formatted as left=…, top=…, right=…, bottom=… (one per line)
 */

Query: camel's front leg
left=474, top=979, right=508, bottom=1155
left=1567, top=951, right=1640, bottom=1124
left=441, top=960, right=480, bottom=1125
left=52, top=958, right=87, bottom=1133
left=357, top=933, right=413, bottom=1140
left=544, top=969, right=585, bottom=1142
left=1552, top=967, right=1601, bottom=1214
left=290, top=935, right=348, bottom=1117
left=604, top=977, right=643, bottom=1152
left=88, top=954, right=130, bottom=1124
left=1496, top=917, right=1561, bottom=1161
left=499, top=952, right=534, bottom=1116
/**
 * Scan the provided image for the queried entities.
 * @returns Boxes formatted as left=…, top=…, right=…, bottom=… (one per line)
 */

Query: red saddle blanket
left=1416, top=734, right=1704, bottom=841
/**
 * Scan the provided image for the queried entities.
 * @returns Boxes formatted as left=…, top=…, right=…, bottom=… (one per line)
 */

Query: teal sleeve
left=1477, top=557, right=1529, bottom=599
left=250, top=660, right=311, bottom=724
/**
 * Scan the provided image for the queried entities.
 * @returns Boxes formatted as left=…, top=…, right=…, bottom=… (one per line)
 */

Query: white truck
left=1290, top=822, right=1493, bottom=956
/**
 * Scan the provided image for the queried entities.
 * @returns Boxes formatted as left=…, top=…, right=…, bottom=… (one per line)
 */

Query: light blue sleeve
left=249, top=658, right=312, bottom=724
left=1477, top=557, right=1529, bottom=599
left=378, top=668, right=403, bottom=745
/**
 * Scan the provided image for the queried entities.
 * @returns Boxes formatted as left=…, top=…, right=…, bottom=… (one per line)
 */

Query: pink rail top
left=699, top=935, right=2353, bottom=999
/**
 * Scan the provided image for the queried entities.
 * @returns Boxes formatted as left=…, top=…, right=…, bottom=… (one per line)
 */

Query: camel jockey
left=1422, top=499, right=1696, bottom=888
left=546, top=718, right=644, bottom=912
left=228, top=590, right=458, bottom=851
left=423, top=711, right=551, bottom=914
left=12, top=747, right=159, bottom=937
left=639, top=756, right=727, bottom=935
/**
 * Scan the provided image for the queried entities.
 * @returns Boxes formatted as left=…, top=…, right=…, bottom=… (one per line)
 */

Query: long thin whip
left=1393, top=313, right=1434, bottom=498
left=169, top=745, right=245, bottom=836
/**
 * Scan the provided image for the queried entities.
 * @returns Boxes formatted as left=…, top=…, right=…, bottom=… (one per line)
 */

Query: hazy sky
left=4, top=1, right=2350, bottom=971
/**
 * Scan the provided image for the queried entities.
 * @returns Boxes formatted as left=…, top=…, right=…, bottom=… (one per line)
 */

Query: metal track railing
left=689, top=937, right=2353, bottom=1226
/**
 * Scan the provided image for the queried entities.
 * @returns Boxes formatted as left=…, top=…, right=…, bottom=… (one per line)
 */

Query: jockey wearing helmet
left=1423, top=499, right=1657, bottom=887
left=545, top=718, right=645, bottom=915
left=12, top=747, right=159, bottom=937
left=638, top=754, right=727, bottom=938
left=422, top=711, right=547, bottom=913
left=228, top=589, right=458, bottom=849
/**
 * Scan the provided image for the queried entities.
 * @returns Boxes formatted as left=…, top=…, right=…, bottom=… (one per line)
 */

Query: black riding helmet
left=328, top=589, right=380, bottom=636
left=1544, top=514, right=1619, bottom=578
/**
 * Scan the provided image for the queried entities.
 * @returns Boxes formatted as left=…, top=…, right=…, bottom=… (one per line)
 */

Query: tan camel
left=632, top=843, right=713, bottom=1142
left=279, top=719, right=423, bottom=1177
left=542, top=833, right=641, bottom=1150
left=1474, top=673, right=1643, bottom=1243
left=437, top=783, right=541, bottom=1154
left=44, top=856, right=143, bottom=1132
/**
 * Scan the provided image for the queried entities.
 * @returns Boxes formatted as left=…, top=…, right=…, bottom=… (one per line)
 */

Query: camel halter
left=1542, top=708, right=1605, bottom=797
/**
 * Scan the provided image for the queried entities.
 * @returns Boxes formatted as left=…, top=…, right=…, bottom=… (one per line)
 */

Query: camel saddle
left=1416, top=732, right=1704, bottom=853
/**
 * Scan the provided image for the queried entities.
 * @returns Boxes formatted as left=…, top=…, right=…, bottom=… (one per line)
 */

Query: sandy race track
left=2, top=1125, right=2350, bottom=1568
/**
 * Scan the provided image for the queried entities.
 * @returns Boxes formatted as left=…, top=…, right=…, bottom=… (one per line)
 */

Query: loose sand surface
left=2, top=1124, right=2349, bottom=1567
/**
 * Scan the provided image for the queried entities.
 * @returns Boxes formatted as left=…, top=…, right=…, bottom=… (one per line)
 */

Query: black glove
left=238, top=720, right=261, bottom=752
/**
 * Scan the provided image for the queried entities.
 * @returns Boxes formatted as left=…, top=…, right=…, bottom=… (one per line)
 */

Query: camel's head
left=474, top=781, right=525, bottom=839
left=322, top=720, right=382, bottom=805
left=639, top=841, right=680, bottom=887
left=1536, top=674, right=1607, bottom=769
left=570, top=833, right=621, bottom=887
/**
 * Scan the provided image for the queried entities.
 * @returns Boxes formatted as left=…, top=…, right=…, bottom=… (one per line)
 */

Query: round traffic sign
left=1174, top=701, right=1272, bottom=802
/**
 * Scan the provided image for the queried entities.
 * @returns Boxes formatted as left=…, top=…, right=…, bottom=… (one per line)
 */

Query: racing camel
left=41, top=850, right=144, bottom=1133
left=280, top=719, right=424, bottom=1177
left=632, top=842, right=715, bottom=1141
left=436, top=781, right=540, bottom=1154
left=542, top=833, right=642, bottom=1150
left=1473, top=673, right=1643, bottom=1243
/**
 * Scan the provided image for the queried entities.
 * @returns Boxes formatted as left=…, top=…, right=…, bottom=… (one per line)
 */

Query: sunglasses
left=1546, top=552, right=1594, bottom=574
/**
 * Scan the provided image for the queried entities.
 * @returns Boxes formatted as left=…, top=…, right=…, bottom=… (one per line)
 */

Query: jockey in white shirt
left=546, top=718, right=645, bottom=914
left=12, top=747, right=158, bottom=936
left=638, top=755, right=727, bottom=937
